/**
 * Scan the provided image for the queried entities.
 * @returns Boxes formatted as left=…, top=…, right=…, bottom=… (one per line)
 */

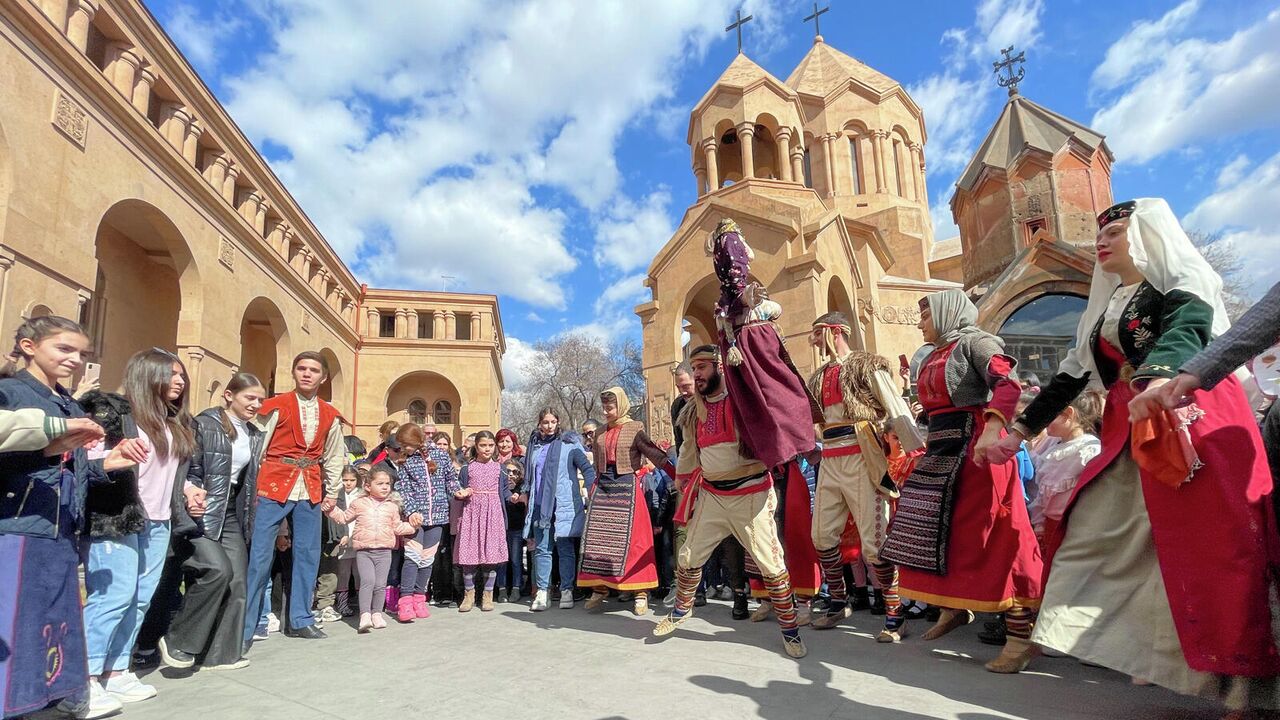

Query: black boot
left=978, top=614, right=1007, bottom=646
left=694, top=589, right=707, bottom=607
left=849, top=585, right=872, bottom=612
left=334, top=590, right=353, bottom=617
left=870, top=589, right=886, bottom=616
left=731, top=591, right=749, bottom=620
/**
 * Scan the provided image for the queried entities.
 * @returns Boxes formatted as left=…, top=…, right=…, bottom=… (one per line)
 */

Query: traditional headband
left=812, top=322, right=850, bottom=334
left=1097, top=200, right=1136, bottom=229
left=689, top=348, right=720, bottom=363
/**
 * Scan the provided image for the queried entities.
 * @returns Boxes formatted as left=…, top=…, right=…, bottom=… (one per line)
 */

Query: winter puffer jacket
left=188, top=407, right=264, bottom=540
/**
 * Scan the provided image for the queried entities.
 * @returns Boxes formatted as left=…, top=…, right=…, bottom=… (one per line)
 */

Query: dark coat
left=188, top=407, right=263, bottom=541
left=78, top=391, right=146, bottom=538
left=0, top=370, right=106, bottom=538
left=77, top=391, right=196, bottom=539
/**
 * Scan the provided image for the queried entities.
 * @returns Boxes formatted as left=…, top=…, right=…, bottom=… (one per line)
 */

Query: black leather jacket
left=188, top=407, right=263, bottom=541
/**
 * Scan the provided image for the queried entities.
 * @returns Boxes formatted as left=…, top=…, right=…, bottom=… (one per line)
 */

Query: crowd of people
left=1, top=196, right=1279, bottom=719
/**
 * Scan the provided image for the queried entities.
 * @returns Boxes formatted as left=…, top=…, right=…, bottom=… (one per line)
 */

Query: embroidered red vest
left=257, top=392, right=341, bottom=503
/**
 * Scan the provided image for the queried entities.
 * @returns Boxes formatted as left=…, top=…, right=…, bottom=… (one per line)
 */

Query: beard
left=696, top=371, right=722, bottom=397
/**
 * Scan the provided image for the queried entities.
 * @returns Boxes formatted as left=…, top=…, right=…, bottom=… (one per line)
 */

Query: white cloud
left=525, top=311, right=545, bottom=324
left=501, top=336, right=541, bottom=391
left=910, top=0, right=1044, bottom=232
left=1183, top=151, right=1280, bottom=296
left=1090, top=5, right=1280, bottom=163
left=591, top=272, right=649, bottom=317
left=163, top=5, right=243, bottom=71
left=217, top=0, right=760, bottom=307
left=593, top=190, right=676, bottom=273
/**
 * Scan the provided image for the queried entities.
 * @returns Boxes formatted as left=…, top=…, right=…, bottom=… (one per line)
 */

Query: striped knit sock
left=763, top=572, right=798, bottom=632
left=1005, top=605, right=1037, bottom=640
left=743, top=552, right=760, bottom=580
left=673, top=566, right=703, bottom=617
left=817, top=546, right=847, bottom=606
left=871, top=561, right=903, bottom=628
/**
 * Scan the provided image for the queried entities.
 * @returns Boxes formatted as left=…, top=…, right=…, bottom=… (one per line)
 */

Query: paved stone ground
left=44, top=597, right=1221, bottom=720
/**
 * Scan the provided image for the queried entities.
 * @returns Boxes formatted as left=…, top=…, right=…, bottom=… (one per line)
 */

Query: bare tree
left=1188, top=229, right=1252, bottom=322
left=501, top=332, right=648, bottom=438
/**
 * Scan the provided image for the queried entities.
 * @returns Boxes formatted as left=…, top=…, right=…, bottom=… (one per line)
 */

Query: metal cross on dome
left=803, top=2, right=830, bottom=38
left=994, top=45, right=1026, bottom=96
left=726, top=8, right=754, bottom=53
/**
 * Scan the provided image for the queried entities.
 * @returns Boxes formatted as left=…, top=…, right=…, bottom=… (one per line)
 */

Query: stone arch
left=713, top=119, right=743, bottom=189
left=317, top=347, right=344, bottom=407
left=88, top=199, right=200, bottom=391
left=889, top=125, right=915, bottom=200
left=23, top=302, right=54, bottom=320
left=843, top=120, right=872, bottom=194
left=207, top=379, right=222, bottom=408
left=996, top=292, right=1088, bottom=377
left=752, top=113, right=782, bottom=180
left=826, top=276, right=855, bottom=321
left=385, top=371, right=463, bottom=443
left=239, top=296, right=290, bottom=396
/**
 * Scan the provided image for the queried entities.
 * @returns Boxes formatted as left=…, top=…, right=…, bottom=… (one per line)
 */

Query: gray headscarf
left=923, top=289, right=982, bottom=345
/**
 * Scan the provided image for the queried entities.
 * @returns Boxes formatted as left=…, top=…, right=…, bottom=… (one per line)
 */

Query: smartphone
left=83, top=362, right=101, bottom=387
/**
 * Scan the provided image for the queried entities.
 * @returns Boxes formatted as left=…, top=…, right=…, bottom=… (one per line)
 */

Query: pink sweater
left=327, top=495, right=415, bottom=550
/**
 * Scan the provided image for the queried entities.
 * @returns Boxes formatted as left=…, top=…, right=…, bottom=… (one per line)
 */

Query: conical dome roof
left=712, top=52, right=787, bottom=89
left=957, top=94, right=1109, bottom=191
left=785, top=38, right=898, bottom=96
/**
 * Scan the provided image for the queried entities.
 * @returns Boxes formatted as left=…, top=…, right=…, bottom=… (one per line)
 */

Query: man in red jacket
left=242, top=352, right=347, bottom=644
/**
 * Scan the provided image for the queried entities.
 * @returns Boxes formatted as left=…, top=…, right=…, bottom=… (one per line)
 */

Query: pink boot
left=385, top=586, right=400, bottom=611
left=396, top=596, right=417, bottom=624
left=413, top=593, right=431, bottom=619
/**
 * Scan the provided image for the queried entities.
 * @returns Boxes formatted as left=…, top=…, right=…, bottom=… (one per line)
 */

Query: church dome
left=785, top=38, right=900, bottom=97
left=956, top=94, right=1110, bottom=192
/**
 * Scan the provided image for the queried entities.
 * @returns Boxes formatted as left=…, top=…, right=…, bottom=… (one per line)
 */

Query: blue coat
left=522, top=431, right=595, bottom=539
left=0, top=370, right=106, bottom=538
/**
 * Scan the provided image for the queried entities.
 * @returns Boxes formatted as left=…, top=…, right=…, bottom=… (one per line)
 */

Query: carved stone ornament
left=52, top=91, right=89, bottom=148
left=857, top=298, right=921, bottom=326
left=301, top=312, right=312, bottom=334
left=218, top=238, right=235, bottom=270
left=1027, top=195, right=1043, bottom=215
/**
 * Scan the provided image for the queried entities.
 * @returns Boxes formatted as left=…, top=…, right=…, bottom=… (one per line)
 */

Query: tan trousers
left=812, top=452, right=891, bottom=563
left=677, top=486, right=787, bottom=577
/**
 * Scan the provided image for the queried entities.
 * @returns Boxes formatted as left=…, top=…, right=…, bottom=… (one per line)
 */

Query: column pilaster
left=736, top=122, right=756, bottom=180
left=775, top=127, right=793, bottom=182
left=182, top=119, right=203, bottom=166
left=702, top=139, right=719, bottom=192
left=131, top=63, right=156, bottom=115
left=872, top=130, right=888, bottom=193
left=66, top=0, right=97, bottom=53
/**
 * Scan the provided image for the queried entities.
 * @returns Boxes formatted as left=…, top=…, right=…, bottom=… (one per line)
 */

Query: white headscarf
left=1059, top=198, right=1232, bottom=382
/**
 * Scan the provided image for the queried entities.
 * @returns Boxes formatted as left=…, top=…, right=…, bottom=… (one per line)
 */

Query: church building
left=638, top=36, right=1112, bottom=439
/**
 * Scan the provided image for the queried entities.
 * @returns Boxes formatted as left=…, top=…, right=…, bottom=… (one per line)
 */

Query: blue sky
left=145, top=0, right=1280, bottom=387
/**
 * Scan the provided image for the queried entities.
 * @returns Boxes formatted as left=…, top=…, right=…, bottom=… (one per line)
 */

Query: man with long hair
left=242, top=352, right=346, bottom=643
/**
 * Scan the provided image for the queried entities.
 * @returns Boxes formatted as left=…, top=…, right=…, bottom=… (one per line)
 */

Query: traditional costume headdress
left=1058, top=198, right=1232, bottom=384
left=812, top=314, right=853, bottom=363
left=687, top=346, right=721, bottom=423
left=600, top=387, right=632, bottom=429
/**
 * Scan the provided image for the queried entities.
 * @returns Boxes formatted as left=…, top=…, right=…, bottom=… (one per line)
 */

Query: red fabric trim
left=821, top=444, right=863, bottom=458
left=821, top=364, right=842, bottom=408
left=603, top=426, right=622, bottom=466
left=257, top=392, right=340, bottom=503
left=695, top=396, right=736, bottom=449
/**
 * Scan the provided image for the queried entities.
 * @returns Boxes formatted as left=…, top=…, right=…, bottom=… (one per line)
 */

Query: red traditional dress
left=746, top=461, right=821, bottom=600
left=578, top=418, right=669, bottom=592
left=886, top=343, right=1043, bottom=612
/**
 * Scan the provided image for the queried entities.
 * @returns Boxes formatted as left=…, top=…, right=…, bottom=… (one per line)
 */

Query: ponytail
left=1, top=315, right=86, bottom=379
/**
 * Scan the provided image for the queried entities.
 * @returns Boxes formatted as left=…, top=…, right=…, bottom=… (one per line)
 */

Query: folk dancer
left=653, top=346, right=807, bottom=658
left=807, top=313, right=924, bottom=641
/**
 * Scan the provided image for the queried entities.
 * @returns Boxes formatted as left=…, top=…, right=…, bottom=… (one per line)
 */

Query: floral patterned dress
left=454, top=461, right=509, bottom=566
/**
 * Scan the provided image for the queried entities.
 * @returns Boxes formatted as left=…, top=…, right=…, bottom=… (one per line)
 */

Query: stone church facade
left=0, top=0, right=504, bottom=444
left=639, top=38, right=1113, bottom=440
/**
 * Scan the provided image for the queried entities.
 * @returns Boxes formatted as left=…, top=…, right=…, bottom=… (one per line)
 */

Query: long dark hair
left=218, top=372, right=264, bottom=440
left=472, top=430, right=496, bottom=462
left=123, top=348, right=195, bottom=460
left=1, top=315, right=86, bottom=379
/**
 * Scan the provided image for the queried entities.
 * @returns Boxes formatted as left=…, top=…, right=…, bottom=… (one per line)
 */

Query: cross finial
left=726, top=8, right=754, bottom=54
left=803, top=2, right=830, bottom=40
left=993, top=45, right=1026, bottom=97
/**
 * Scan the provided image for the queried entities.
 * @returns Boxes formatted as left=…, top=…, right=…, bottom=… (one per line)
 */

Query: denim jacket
left=0, top=370, right=107, bottom=538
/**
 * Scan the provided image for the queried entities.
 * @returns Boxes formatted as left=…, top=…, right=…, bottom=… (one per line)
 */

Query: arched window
left=848, top=137, right=863, bottom=194
left=433, top=400, right=453, bottom=424
left=998, top=294, right=1088, bottom=375
left=408, top=399, right=427, bottom=424
left=802, top=147, right=813, bottom=188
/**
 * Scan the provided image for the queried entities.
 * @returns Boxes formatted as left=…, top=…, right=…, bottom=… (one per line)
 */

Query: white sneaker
left=319, top=606, right=341, bottom=623
left=266, top=613, right=280, bottom=633
left=559, top=592, right=575, bottom=610
left=104, top=671, right=156, bottom=703
left=57, top=681, right=123, bottom=719
left=531, top=590, right=549, bottom=612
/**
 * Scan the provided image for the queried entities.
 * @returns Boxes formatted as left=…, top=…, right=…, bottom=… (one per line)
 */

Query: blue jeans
left=243, top=498, right=321, bottom=641
left=83, top=520, right=170, bottom=674
left=496, top=529, right=525, bottom=591
left=531, top=527, right=577, bottom=591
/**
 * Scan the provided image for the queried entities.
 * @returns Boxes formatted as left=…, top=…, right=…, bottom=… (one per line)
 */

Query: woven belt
left=279, top=457, right=320, bottom=469
left=822, top=444, right=863, bottom=458
left=822, top=425, right=857, bottom=441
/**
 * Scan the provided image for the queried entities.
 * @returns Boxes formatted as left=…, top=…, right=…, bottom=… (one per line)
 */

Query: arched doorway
left=317, top=347, right=344, bottom=407
left=87, top=200, right=198, bottom=391
left=385, top=371, right=463, bottom=442
left=23, top=302, right=54, bottom=320
left=998, top=294, right=1088, bottom=379
left=239, top=297, right=289, bottom=396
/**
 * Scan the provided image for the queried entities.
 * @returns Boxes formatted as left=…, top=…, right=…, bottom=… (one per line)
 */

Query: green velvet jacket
left=1017, top=280, right=1214, bottom=435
